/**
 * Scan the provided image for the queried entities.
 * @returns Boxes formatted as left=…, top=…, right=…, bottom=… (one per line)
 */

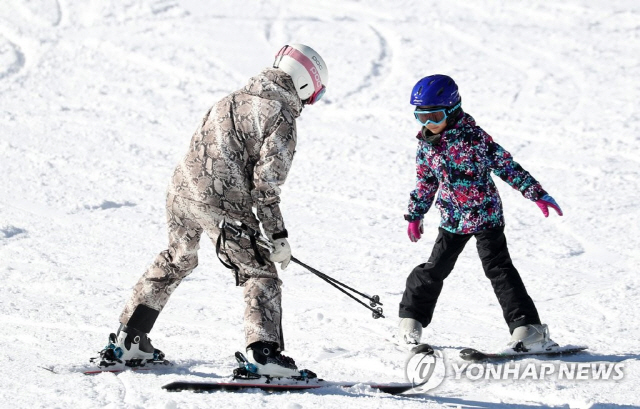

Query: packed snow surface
left=1, top=1, right=639, bottom=408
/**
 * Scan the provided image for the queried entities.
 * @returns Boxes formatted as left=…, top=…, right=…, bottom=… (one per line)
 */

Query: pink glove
left=408, top=219, right=424, bottom=242
left=535, top=194, right=563, bottom=217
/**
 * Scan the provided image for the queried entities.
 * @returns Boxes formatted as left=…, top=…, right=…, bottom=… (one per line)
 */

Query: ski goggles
left=274, top=45, right=326, bottom=105
left=414, top=102, right=461, bottom=126
left=307, top=86, right=326, bottom=105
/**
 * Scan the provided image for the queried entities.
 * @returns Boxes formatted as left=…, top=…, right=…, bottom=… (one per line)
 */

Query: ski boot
left=243, top=341, right=316, bottom=379
left=91, top=324, right=165, bottom=368
left=505, top=324, right=559, bottom=353
left=398, top=318, right=422, bottom=345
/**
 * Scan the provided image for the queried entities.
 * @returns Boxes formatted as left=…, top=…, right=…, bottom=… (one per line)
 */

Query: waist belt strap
left=216, top=227, right=241, bottom=285
left=242, top=222, right=267, bottom=267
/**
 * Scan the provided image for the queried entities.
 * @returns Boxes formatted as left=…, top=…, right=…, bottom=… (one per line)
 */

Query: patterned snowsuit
left=120, top=68, right=301, bottom=349
left=400, top=113, right=545, bottom=333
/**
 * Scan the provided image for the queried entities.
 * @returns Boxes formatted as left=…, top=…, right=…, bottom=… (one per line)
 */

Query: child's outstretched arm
left=405, top=158, right=438, bottom=242
left=483, top=130, right=562, bottom=217
left=483, top=130, right=544, bottom=199
left=406, top=148, right=439, bottom=221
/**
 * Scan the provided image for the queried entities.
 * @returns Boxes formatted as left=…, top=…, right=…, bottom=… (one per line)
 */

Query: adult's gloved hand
left=535, top=194, right=563, bottom=217
left=269, top=238, right=291, bottom=269
left=408, top=219, right=424, bottom=242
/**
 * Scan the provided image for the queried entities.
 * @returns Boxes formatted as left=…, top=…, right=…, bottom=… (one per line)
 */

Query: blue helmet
left=410, top=74, right=461, bottom=107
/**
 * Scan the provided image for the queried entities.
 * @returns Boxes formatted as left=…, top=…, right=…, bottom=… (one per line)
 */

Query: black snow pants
left=399, top=226, right=541, bottom=334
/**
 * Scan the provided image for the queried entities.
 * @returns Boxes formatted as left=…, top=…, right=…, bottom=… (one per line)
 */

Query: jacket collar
left=243, top=68, right=303, bottom=118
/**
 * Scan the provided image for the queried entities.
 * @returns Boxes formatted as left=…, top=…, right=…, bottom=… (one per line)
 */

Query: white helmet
left=273, top=44, right=328, bottom=105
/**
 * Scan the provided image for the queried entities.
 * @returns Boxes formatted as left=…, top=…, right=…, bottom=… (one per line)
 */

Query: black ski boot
left=92, top=324, right=164, bottom=368
left=245, top=341, right=315, bottom=378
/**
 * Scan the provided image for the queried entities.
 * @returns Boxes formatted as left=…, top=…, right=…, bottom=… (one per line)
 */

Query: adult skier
left=398, top=75, right=563, bottom=353
left=94, top=44, right=328, bottom=377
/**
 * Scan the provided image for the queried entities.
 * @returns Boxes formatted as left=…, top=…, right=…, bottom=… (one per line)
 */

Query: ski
left=41, top=359, right=173, bottom=375
left=460, top=345, right=588, bottom=362
left=162, top=347, right=433, bottom=395
left=83, top=359, right=173, bottom=375
left=162, top=379, right=420, bottom=395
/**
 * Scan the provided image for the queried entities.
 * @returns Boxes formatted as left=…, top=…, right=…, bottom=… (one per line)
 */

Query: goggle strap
left=273, top=45, right=288, bottom=70
left=445, top=101, right=462, bottom=116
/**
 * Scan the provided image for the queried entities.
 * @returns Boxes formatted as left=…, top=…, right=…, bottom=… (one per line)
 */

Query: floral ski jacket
left=407, top=113, right=546, bottom=234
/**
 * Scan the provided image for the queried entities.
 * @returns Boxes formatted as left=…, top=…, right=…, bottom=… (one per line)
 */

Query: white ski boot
left=504, top=324, right=559, bottom=353
left=245, top=342, right=309, bottom=378
left=94, top=324, right=164, bottom=368
left=398, top=318, right=422, bottom=345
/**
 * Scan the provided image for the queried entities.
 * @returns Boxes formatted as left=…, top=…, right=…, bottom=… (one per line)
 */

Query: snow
left=1, top=1, right=639, bottom=408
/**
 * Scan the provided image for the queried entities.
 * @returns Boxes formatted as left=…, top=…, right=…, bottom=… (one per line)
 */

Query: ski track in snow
left=13, top=0, right=63, bottom=28
left=1, top=1, right=639, bottom=408
left=0, top=36, right=26, bottom=81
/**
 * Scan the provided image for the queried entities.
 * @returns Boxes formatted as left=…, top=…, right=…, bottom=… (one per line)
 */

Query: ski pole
left=224, top=220, right=383, bottom=309
left=221, top=221, right=385, bottom=319
left=289, top=256, right=384, bottom=319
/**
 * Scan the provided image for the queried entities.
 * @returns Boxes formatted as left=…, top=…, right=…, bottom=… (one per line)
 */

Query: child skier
left=398, top=75, right=563, bottom=353
left=93, top=44, right=328, bottom=377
